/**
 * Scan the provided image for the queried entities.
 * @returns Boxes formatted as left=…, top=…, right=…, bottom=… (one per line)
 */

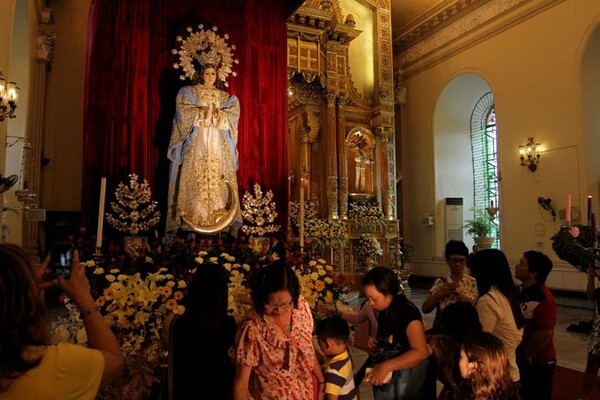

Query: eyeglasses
left=448, top=257, right=467, bottom=265
left=264, top=300, right=294, bottom=311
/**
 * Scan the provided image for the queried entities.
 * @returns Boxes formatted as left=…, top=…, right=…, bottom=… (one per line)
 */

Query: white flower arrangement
left=349, top=202, right=386, bottom=231
left=105, top=174, right=161, bottom=236
left=288, top=201, right=319, bottom=225
left=355, top=233, right=383, bottom=259
left=241, top=183, right=280, bottom=237
left=288, top=200, right=348, bottom=248
left=305, top=218, right=349, bottom=249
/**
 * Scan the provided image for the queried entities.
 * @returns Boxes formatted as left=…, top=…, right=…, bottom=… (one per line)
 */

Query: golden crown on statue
left=196, top=50, right=222, bottom=68
left=172, top=24, right=239, bottom=87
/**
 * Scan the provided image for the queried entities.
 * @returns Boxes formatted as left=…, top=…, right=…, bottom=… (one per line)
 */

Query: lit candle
left=96, top=177, right=107, bottom=251
left=565, top=194, right=572, bottom=226
left=588, top=196, right=593, bottom=225
left=299, top=177, right=304, bottom=249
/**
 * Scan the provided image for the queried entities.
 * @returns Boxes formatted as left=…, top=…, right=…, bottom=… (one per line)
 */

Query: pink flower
left=569, top=226, right=580, bottom=238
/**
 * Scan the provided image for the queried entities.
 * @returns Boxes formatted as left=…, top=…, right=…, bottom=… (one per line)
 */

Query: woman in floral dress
left=421, top=240, right=478, bottom=332
left=233, top=263, right=325, bottom=400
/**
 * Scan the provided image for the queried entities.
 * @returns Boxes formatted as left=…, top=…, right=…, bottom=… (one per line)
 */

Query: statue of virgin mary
left=166, top=26, right=242, bottom=237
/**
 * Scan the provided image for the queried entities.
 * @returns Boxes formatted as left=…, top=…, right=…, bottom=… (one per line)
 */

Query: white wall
left=0, top=0, right=32, bottom=245
left=434, top=74, right=491, bottom=256
left=402, top=0, right=600, bottom=291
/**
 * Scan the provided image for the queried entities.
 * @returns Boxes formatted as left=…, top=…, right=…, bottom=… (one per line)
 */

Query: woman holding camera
left=362, top=267, right=431, bottom=400
left=0, top=243, right=123, bottom=398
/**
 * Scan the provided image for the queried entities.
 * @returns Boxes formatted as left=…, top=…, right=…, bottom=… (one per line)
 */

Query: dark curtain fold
left=82, top=0, right=288, bottom=234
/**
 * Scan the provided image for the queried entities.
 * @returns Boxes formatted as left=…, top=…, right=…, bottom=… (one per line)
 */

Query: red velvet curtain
left=82, top=0, right=289, bottom=233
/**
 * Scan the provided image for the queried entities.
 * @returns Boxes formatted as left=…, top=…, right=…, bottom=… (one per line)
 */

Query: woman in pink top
left=233, top=263, right=325, bottom=400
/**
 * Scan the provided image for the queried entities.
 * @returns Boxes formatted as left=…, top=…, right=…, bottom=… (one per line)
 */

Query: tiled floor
left=348, top=288, right=595, bottom=400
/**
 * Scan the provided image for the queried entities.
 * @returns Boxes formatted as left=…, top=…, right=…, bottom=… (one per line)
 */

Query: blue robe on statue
left=166, top=84, right=242, bottom=237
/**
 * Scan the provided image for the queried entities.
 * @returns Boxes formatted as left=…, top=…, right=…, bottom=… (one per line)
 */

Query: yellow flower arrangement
left=52, top=263, right=186, bottom=400
left=92, top=267, right=185, bottom=337
left=51, top=239, right=349, bottom=398
left=296, top=258, right=347, bottom=318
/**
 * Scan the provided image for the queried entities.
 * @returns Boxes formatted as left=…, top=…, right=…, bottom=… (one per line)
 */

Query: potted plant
left=464, top=207, right=496, bottom=249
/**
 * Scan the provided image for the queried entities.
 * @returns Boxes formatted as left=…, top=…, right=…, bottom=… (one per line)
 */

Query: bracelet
left=81, top=306, right=99, bottom=320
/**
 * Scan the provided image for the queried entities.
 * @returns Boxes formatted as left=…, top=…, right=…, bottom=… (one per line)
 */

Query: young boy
left=316, top=315, right=358, bottom=400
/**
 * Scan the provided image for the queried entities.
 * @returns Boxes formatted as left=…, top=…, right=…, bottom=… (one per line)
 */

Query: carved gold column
left=300, top=122, right=310, bottom=182
left=23, top=19, right=55, bottom=260
left=302, top=109, right=320, bottom=200
left=372, top=0, right=396, bottom=221
left=376, top=126, right=394, bottom=220
left=336, top=98, right=348, bottom=219
left=325, top=91, right=338, bottom=219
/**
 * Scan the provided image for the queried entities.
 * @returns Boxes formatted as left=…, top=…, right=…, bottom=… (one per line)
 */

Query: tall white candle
left=96, top=177, right=107, bottom=250
left=565, top=194, right=572, bottom=226
left=299, top=177, right=305, bottom=249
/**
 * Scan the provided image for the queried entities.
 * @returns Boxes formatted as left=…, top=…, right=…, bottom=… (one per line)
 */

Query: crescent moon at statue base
left=181, top=180, right=239, bottom=235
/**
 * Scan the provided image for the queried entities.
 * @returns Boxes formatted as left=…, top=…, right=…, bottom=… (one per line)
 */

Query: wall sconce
left=519, top=137, right=541, bottom=172
left=0, top=72, right=19, bottom=122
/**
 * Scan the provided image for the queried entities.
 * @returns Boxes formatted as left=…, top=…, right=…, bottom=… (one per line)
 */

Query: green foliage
left=464, top=207, right=493, bottom=237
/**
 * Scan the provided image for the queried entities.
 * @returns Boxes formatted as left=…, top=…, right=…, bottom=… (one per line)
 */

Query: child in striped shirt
left=316, top=315, right=358, bottom=400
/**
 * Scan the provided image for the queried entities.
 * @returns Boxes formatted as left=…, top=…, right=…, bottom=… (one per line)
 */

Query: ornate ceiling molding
left=394, top=0, right=491, bottom=51
left=396, top=0, right=564, bottom=78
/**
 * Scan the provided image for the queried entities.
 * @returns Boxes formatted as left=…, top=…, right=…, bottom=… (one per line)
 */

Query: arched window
left=470, top=92, right=499, bottom=247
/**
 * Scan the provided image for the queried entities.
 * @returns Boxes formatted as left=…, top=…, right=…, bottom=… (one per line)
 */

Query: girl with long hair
left=459, top=331, right=519, bottom=399
left=469, top=249, right=524, bottom=382
left=163, top=263, right=236, bottom=399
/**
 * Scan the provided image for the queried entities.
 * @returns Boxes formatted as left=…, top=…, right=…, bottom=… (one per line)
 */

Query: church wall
left=1, top=0, right=88, bottom=245
left=41, top=0, right=89, bottom=212
left=401, top=0, right=600, bottom=291
left=433, top=74, right=491, bottom=256
left=0, top=0, right=18, bottom=243
left=0, top=0, right=17, bottom=179
left=4, top=0, right=32, bottom=245
left=0, top=0, right=40, bottom=245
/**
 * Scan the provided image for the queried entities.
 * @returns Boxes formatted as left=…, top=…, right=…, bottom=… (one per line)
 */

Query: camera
left=50, top=242, right=74, bottom=279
